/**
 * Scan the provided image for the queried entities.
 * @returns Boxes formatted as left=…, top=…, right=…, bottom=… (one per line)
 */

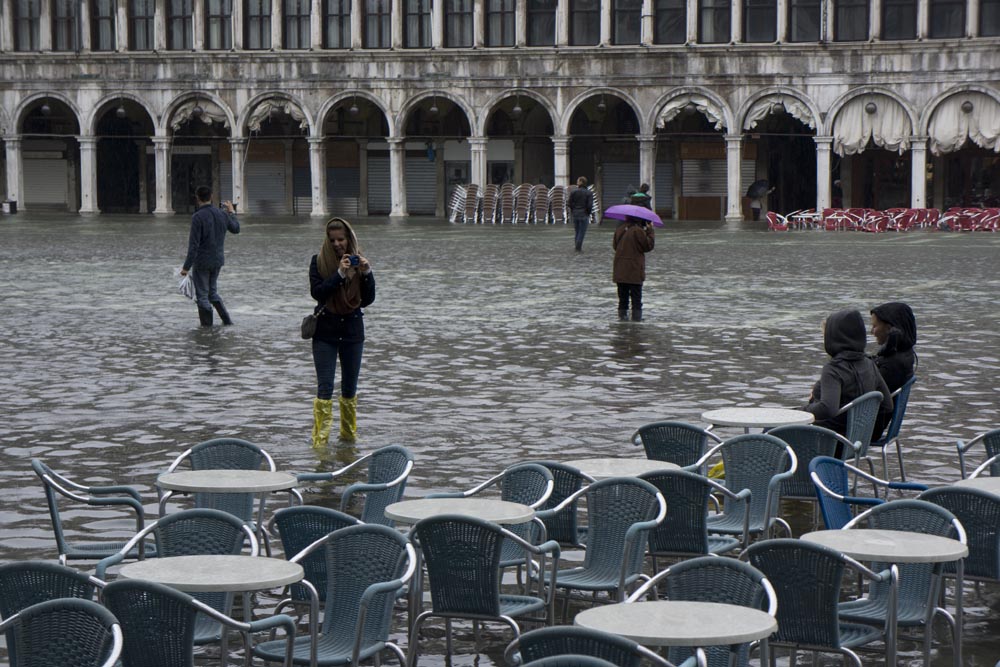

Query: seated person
left=869, top=302, right=917, bottom=438
left=805, top=309, right=893, bottom=437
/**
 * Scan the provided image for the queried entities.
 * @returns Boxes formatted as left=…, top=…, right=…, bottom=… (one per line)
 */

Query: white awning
left=832, top=95, right=911, bottom=156
left=170, top=99, right=230, bottom=131
left=657, top=95, right=726, bottom=132
left=928, top=92, right=1000, bottom=155
left=246, top=100, right=309, bottom=133
left=744, top=95, right=815, bottom=130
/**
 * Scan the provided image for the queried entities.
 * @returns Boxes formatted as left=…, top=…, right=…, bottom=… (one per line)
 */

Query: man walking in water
left=180, top=185, right=240, bottom=326
left=568, top=176, right=594, bottom=252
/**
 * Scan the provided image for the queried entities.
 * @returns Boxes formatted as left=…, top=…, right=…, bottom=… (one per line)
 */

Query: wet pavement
left=1, top=212, right=999, bottom=665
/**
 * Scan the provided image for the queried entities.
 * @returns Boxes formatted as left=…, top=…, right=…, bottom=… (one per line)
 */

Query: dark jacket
left=183, top=204, right=240, bottom=271
left=612, top=221, right=654, bottom=284
left=805, top=309, right=893, bottom=436
left=309, top=255, right=376, bottom=343
left=870, top=302, right=917, bottom=393
left=568, top=187, right=593, bottom=218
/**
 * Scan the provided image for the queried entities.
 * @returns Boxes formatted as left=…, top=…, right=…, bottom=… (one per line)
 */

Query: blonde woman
left=309, top=218, right=375, bottom=445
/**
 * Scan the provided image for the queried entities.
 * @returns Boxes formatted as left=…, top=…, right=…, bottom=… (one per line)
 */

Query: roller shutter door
left=23, top=158, right=68, bottom=206
left=246, top=162, right=286, bottom=214
left=367, top=155, right=391, bottom=214
left=654, top=162, right=674, bottom=207
left=603, top=162, right=640, bottom=205
left=327, top=167, right=360, bottom=216
left=682, top=159, right=757, bottom=196
left=293, top=166, right=311, bottom=214
left=406, top=156, right=437, bottom=215
left=741, top=160, right=757, bottom=196
left=219, top=162, right=233, bottom=202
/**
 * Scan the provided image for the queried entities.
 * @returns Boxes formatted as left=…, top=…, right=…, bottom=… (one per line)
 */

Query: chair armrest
left=246, top=613, right=296, bottom=637
left=340, top=481, right=390, bottom=511
left=843, top=495, right=883, bottom=507
left=295, top=471, right=335, bottom=483
left=95, top=552, right=126, bottom=580
left=87, top=495, right=145, bottom=516
left=887, top=481, right=928, bottom=492
left=425, top=491, right=465, bottom=499
left=88, top=485, right=144, bottom=504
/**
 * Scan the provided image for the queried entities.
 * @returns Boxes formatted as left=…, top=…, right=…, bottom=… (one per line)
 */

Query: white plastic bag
left=174, top=267, right=195, bottom=300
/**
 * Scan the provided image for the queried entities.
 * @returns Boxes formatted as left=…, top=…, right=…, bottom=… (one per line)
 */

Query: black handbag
left=301, top=307, right=324, bottom=339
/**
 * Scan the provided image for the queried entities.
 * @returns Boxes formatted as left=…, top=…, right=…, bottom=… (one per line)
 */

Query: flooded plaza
left=1, top=212, right=999, bottom=666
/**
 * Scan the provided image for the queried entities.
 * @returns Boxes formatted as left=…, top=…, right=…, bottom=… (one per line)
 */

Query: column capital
left=152, top=135, right=172, bottom=147
left=4, top=135, right=22, bottom=146
left=307, top=136, right=327, bottom=146
left=78, top=135, right=99, bottom=147
left=229, top=137, right=248, bottom=148
left=468, top=136, right=488, bottom=149
left=635, top=134, right=656, bottom=144
left=551, top=135, right=571, bottom=147
left=909, top=135, right=929, bottom=146
left=813, top=135, right=834, bottom=147
left=724, top=134, right=743, bottom=145
left=387, top=137, right=406, bottom=147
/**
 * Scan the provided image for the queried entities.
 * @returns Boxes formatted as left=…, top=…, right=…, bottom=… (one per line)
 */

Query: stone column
left=271, top=0, right=283, bottom=48
left=515, top=0, right=527, bottom=46
left=814, top=135, right=832, bottom=210
left=910, top=136, right=927, bottom=208
left=137, top=141, right=148, bottom=212
left=391, top=0, right=403, bottom=48
left=5, top=137, right=23, bottom=210
left=154, top=0, right=167, bottom=49
left=116, top=0, right=129, bottom=50
left=1, top=0, right=14, bottom=51
left=552, top=135, right=570, bottom=186
left=79, top=0, right=92, bottom=50
left=556, top=0, right=569, bottom=45
left=308, top=137, right=328, bottom=216
left=352, top=0, right=363, bottom=47
left=78, top=136, right=100, bottom=213
left=432, top=0, right=444, bottom=47
left=968, top=0, right=980, bottom=37
left=916, top=0, right=928, bottom=38
left=473, top=0, right=484, bottom=46
left=388, top=137, right=407, bottom=216
left=600, top=0, right=611, bottom=45
left=637, top=134, right=655, bottom=208
left=776, top=0, right=787, bottom=41
left=152, top=135, right=172, bottom=214
left=724, top=134, right=743, bottom=221
left=731, top=0, right=741, bottom=42
left=310, top=0, right=322, bottom=46
left=193, top=0, right=205, bottom=49
left=641, top=0, right=653, bottom=44
left=229, top=137, right=246, bottom=211
left=822, top=0, right=833, bottom=42
left=469, top=136, right=487, bottom=191
left=358, top=139, right=369, bottom=215
left=39, top=0, right=52, bottom=50
left=686, top=0, right=697, bottom=42
left=232, top=0, right=244, bottom=48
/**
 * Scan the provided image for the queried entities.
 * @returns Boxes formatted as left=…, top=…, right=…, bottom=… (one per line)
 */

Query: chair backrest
left=153, top=508, right=254, bottom=558
left=718, top=434, right=794, bottom=526
left=102, top=579, right=200, bottom=667
left=769, top=425, right=848, bottom=499
left=174, top=438, right=275, bottom=521
left=509, top=626, right=651, bottom=667
left=920, top=486, right=1000, bottom=580
left=0, top=598, right=122, bottom=667
left=880, top=375, right=916, bottom=443
left=500, top=463, right=554, bottom=506
left=638, top=470, right=714, bottom=556
left=413, top=515, right=507, bottom=617
left=632, top=421, right=718, bottom=467
left=354, top=445, right=414, bottom=525
left=581, top=477, right=663, bottom=577
left=745, top=539, right=849, bottom=649
left=30, top=458, right=75, bottom=557
left=958, top=428, right=1000, bottom=478
left=808, top=456, right=863, bottom=530
left=271, top=505, right=360, bottom=601
left=842, top=391, right=885, bottom=456
left=533, top=461, right=589, bottom=545
left=521, top=656, right=620, bottom=667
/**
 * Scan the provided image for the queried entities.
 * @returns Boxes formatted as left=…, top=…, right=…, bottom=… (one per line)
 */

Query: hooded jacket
left=805, top=309, right=893, bottom=436
left=870, top=302, right=917, bottom=393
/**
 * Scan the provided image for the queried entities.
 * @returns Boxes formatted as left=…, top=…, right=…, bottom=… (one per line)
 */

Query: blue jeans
left=191, top=267, right=222, bottom=310
left=312, top=338, right=364, bottom=400
left=573, top=215, right=589, bottom=249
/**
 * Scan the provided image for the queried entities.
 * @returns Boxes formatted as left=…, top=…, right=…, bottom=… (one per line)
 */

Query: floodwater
left=1, top=212, right=999, bottom=666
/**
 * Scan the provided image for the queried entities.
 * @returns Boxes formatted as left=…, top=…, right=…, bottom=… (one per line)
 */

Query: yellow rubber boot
left=311, top=398, right=334, bottom=449
left=339, top=395, right=358, bottom=442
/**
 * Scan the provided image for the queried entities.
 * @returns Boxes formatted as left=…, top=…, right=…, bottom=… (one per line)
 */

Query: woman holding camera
left=309, top=217, right=375, bottom=446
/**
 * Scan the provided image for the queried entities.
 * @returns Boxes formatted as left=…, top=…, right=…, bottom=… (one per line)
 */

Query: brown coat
left=612, top=221, right=654, bottom=284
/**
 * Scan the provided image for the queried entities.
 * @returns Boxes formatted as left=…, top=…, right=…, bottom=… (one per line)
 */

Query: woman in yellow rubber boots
left=309, top=217, right=375, bottom=447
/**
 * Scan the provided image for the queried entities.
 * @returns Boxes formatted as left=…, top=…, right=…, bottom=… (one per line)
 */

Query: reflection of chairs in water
left=464, top=183, right=480, bottom=224
left=549, top=186, right=567, bottom=224
left=482, top=184, right=500, bottom=224
left=499, top=183, right=515, bottom=224
left=514, top=184, right=532, bottom=223
left=533, top=185, right=550, bottom=223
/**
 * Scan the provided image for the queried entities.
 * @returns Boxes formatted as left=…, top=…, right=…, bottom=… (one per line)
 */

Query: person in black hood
left=805, top=309, right=893, bottom=436
left=869, top=302, right=917, bottom=439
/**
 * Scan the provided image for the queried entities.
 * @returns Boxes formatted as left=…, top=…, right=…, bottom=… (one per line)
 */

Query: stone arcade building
left=1, top=0, right=999, bottom=219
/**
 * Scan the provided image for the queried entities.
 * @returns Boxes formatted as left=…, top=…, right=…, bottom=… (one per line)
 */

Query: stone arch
left=476, top=88, right=559, bottom=137
left=161, top=91, right=236, bottom=135
left=827, top=88, right=916, bottom=155
left=920, top=84, right=1000, bottom=134
left=395, top=90, right=476, bottom=137
left=14, top=91, right=83, bottom=133
left=562, top=87, right=644, bottom=135
left=649, top=87, right=735, bottom=134
left=824, top=86, right=917, bottom=136
left=317, top=91, right=392, bottom=137
left=0, top=106, right=10, bottom=135
left=738, top=87, right=821, bottom=132
left=86, top=93, right=158, bottom=135
left=237, top=90, right=314, bottom=137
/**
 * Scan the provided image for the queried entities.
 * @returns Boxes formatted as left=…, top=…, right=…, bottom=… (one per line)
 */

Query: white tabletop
left=385, top=498, right=534, bottom=525
left=954, top=477, right=1000, bottom=494
left=563, top=458, right=679, bottom=480
left=118, top=555, right=303, bottom=592
left=575, top=600, right=776, bottom=647
left=701, top=407, right=814, bottom=429
left=802, top=529, right=968, bottom=563
left=156, top=470, right=298, bottom=493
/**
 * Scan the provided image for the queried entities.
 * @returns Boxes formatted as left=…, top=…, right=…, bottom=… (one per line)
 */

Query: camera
left=349, top=255, right=360, bottom=266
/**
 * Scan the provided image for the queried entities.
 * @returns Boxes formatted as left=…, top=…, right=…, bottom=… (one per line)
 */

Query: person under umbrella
left=746, top=179, right=775, bottom=221
left=606, top=205, right=657, bottom=322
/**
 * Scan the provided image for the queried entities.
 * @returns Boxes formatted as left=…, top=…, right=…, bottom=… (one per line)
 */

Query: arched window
left=744, top=0, right=776, bottom=42
left=654, top=0, right=685, bottom=44
left=698, top=0, right=730, bottom=43
left=613, top=0, right=642, bottom=44
left=929, top=0, right=965, bottom=38
left=833, top=0, right=868, bottom=41
left=882, top=0, right=916, bottom=40
left=787, top=0, right=820, bottom=42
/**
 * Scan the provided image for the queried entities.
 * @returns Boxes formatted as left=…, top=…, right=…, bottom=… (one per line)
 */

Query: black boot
left=631, top=308, right=643, bottom=322
left=197, top=306, right=214, bottom=326
left=211, top=300, right=233, bottom=325
left=618, top=309, right=629, bottom=321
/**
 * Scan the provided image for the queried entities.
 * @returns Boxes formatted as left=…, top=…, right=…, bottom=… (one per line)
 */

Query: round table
left=575, top=600, right=776, bottom=647
left=384, top=498, right=534, bottom=525
left=564, top=458, right=679, bottom=480
left=701, top=407, right=814, bottom=432
left=156, top=470, right=298, bottom=493
left=118, top=554, right=303, bottom=592
left=954, top=476, right=1000, bottom=494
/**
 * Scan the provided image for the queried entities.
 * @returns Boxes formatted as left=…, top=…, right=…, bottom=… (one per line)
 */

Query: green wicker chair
left=956, top=428, right=1000, bottom=479
left=0, top=598, right=122, bottom=667
left=631, top=421, right=722, bottom=468
left=505, top=625, right=705, bottom=667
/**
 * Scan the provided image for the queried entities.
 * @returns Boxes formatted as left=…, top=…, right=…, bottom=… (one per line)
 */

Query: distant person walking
left=568, top=176, right=594, bottom=252
left=631, top=183, right=652, bottom=209
left=613, top=215, right=655, bottom=321
left=309, top=217, right=375, bottom=446
left=180, top=185, right=240, bottom=326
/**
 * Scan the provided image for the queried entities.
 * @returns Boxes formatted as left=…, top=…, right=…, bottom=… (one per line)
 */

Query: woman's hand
left=358, top=256, right=371, bottom=273
left=339, top=254, right=353, bottom=271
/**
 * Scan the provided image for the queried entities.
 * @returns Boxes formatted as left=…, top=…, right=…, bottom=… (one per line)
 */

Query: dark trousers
left=312, top=338, right=364, bottom=400
left=573, top=216, right=589, bottom=249
left=191, top=266, right=222, bottom=310
left=617, top=283, right=642, bottom=311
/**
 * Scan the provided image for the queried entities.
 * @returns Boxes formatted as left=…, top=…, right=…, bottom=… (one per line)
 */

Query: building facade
left=1, top=0, right=999, bottom=219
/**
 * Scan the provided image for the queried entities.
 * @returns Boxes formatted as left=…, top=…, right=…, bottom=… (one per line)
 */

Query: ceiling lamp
left=597, top=95, right=607, bottom=114
left=191, top=99, right=204, bottom=119
left=115, top=105, right=127, bottom=119
left=349, top=95, right=359, bottom=116
left=429, top=97, right=439, bottom=116
left=40, top=104, right=51, bottom=116
left=864, top=101, right=877, bottom=114
left=511, top=95, right=523, bottom=119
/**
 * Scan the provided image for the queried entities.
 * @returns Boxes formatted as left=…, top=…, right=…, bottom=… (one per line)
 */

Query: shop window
left=91, top=0, right=116, bottom=50
left=744, top=0, right=776, bottom=42
left=244, top=0, right=270, bottom=48
left=882, top=0, right=916, bottom=40
left=365, top=0, right=391, bottom=47
left=14, top=0, right=41, bottom=51
left=613, top=0, right=641, bottom=44
left=787, top=0, right=820, bottom=42
left=324, top=0, right=350, bottom=47
left=207, top=0, right=233, bottom=49
left=284, top=0, right=311, bottom=48
left=130, top=0, right=155, bottom=49
left=527, top=0, right=556, bottom=45
left=654, top=0, right=685, bottom=44
left=168, top=0, right=194, bottom=50
left=52, top=0, right=77, bottom=50
left=834, top=0, right=868, bottom=41
left=570, top=0, right=600, bottom=45
left=486, top=0, right=515, bottom=46
left=983, top=0, right=1000, bottom=36
left=404, top=0, right=431, bottom=47
left=928, top=0, right=965, bottom=38
left=698, top=0, right=730, bottom=43
left=445, top=0, right=472, bottom=47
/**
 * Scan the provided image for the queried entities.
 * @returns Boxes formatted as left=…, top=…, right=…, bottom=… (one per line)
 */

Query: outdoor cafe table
left=802, top=528, right=969, bottom=667
left=563, top=457, right=679, bottom=480
left=384, top=497, right=535, bottom=525
left=575, top=600, right=776, bottom=667
left=953, top=476, right=1000, bottom=494
left=701, top=407, right=814, bottom=433
left=156, top=469, right=299, bottom=525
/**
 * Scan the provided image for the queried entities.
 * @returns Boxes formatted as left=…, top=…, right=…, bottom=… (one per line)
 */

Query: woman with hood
left=869, top=302, right=917, bottom=438
left=805, top=309, right=893, bottom=436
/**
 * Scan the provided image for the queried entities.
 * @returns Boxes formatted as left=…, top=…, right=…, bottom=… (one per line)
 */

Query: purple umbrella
left=603, top=204, right=664, bottom=227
